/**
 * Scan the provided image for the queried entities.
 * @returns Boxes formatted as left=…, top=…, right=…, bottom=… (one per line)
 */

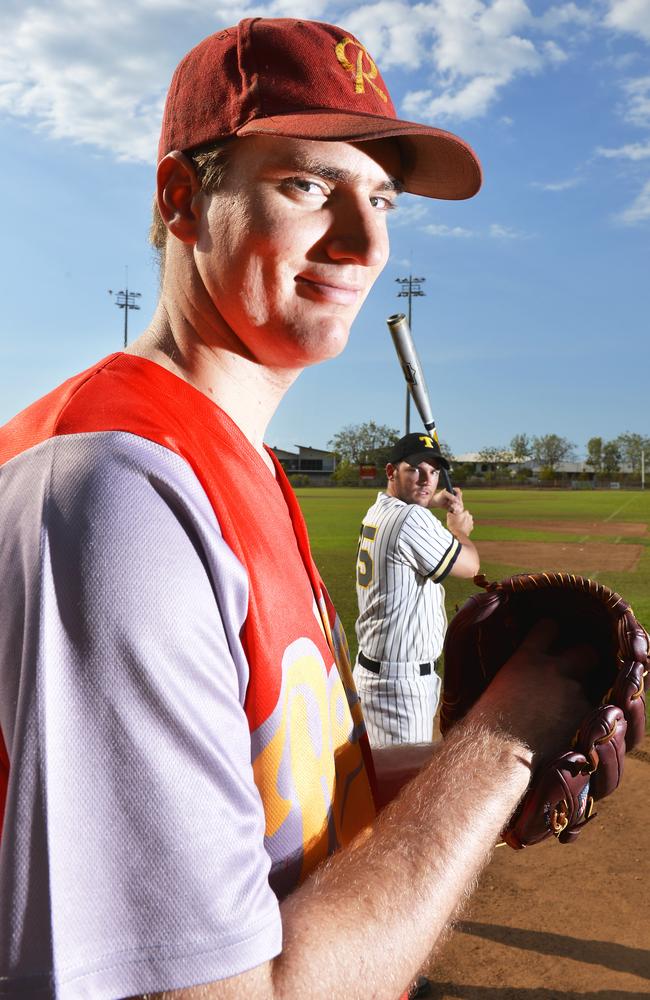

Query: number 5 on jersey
left=356, top=524, right=377, bottom=587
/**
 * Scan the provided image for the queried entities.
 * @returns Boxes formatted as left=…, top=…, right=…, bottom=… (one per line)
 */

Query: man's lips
left=295, top=275, right=362, bottom=306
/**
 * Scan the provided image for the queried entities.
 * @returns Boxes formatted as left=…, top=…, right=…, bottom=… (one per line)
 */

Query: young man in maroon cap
left=0, top=18, right=591, bottom=1000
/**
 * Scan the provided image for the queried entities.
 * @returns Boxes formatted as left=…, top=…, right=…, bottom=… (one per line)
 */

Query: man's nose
left=324, top=202, right=387, bottom=267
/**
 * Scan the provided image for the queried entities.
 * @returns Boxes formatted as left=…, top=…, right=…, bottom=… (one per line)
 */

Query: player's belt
left=358, top=651, right=432, bottom=676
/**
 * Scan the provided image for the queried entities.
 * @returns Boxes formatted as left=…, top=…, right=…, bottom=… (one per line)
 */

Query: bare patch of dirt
left=475, top=541, right=642, bottom=573
left=422, top=736, right=650, bottom=998
left=481, top=520, right=647, bottom=537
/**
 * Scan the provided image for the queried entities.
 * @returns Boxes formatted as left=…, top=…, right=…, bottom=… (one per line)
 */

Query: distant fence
left=292, top=476, right=646, bottom=490
left=458, top=479, right=646, bottom=491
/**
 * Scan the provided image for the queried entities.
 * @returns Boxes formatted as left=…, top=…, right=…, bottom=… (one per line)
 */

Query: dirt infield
left=421, top=736, right=650, bottom=998
left=480, top=520, right=648, bottom=538
left=475, top=540, right=642, bottom=573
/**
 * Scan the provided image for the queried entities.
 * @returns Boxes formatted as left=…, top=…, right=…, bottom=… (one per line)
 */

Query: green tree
left=368, top=442, right=398, bottom=470
left=330, top=460, right=362, bottom=486
left=614, top=432, right=650, bottom=474
left=478, top=445, right=512, bottom=464
left=531, top=434, right=575, bottom=471
left=288, top=473, right=311, bottom=488
left=328, top=421, right=400, bottom=464
left=602, top=440, right=622, bottom=476
left=451, top=464, right=469, bottom=484
left=585, top=436, right=603, bottom=472
left=510, top=433, right=532, bottom=460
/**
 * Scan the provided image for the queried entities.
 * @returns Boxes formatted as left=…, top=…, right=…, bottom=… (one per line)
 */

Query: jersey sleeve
left=0, top=432, right=281, bottom=999
left=397, top=505, right=461, bottom=582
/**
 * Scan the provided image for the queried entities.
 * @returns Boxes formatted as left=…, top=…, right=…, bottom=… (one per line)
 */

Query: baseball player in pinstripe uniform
left=355, top=432, right=480, bottom=746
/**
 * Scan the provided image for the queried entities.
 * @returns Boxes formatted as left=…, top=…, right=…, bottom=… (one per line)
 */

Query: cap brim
left=403, top=451, right=451, bottom=470
left=237, top=111, right=481, bottom=201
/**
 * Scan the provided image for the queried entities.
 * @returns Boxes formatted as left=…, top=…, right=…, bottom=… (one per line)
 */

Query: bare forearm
left=449, top=532, right=480, bottom=577
left=146, top=719, right=530, bottom=1000
left=272, top=718, right=530, bottom=999
left=170, top=615, right=591, bottom=1000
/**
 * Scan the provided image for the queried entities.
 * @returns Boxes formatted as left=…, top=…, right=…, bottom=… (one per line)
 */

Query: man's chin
left=299, top=316, right=352, bottom=366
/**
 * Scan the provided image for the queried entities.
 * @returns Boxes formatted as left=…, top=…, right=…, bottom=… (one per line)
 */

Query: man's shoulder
left=363, top=491, right=406, bottom=521
left=0, top=354, right=121, bottom=466
left=404, top=502, right=448, bottom=534
left=390, top=502, right=453, bottom=551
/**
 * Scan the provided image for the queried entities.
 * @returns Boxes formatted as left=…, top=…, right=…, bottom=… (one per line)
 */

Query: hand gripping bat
left=387, top=312, right=454, bottom=494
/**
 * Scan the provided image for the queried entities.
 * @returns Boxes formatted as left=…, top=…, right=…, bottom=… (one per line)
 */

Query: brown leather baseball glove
left=440, top=572, right=648, bottom=849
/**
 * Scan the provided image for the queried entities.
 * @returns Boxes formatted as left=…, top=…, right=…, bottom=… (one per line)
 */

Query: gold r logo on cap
left=335, top=38, right=388, bottom=103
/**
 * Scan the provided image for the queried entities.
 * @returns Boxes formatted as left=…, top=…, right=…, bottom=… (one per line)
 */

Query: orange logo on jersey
left=335, top=38, right=388, bottom=103
left=252, top=637, right=374, bottom=892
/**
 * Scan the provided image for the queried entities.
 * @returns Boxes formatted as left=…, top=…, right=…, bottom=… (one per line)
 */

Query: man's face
left=193, top=134, right=401, bottom=369
left=386, top=460, right=441, bottom=507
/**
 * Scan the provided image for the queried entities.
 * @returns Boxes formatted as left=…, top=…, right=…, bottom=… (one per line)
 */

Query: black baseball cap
left=389, top=433, right=450, bottom=470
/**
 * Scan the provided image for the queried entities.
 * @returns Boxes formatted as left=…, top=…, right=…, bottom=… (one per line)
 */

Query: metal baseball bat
left=386, top=312, right=453, bottom=493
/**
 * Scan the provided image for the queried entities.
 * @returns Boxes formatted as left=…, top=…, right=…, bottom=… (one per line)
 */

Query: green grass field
left=295, top=487, right=650, bottom=666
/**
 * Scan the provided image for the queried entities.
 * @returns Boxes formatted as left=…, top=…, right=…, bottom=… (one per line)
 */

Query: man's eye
left=286, top=178, right=328, bottom=196
left=370, top=195, right=397, bottom=211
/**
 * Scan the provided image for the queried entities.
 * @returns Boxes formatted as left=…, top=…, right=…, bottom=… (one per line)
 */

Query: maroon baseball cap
left=158, top=17, right=482, bottom=201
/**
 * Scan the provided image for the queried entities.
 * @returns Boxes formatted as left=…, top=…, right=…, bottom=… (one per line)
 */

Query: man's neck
left=127, top=300, right=299, bottom=471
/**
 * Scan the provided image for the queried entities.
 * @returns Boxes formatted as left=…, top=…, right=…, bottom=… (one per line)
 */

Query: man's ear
left=156, top=151, right=203, bottom=245
left=386, top=463, right=396, bottom=481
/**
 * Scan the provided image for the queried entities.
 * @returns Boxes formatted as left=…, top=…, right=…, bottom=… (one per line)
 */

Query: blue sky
left=1, top=0, right=648, bottom=457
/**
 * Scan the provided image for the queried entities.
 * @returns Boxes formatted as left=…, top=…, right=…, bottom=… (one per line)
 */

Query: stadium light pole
left=395, top=275, right=426, bottom=434
left=109, top=268, right=142, bottom=348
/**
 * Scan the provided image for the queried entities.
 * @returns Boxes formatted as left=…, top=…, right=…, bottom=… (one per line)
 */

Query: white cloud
left=531, top=177, right=581, bottom=190
left=335, top=2, right=427, bottom=70
left=621, top=74, right=650, bottom=126
left=0, top=0, right=642, bottom=163
left=596, top=72, right=650, bottom=223
left=398, top=0, right=542, bottom=123
left=489, top=222, right=529, bottom=238
left=542, top=39, right=569, bottom=63
left=422, top=220, right=530, bottom=239
left=596, top=139, right=650, bottom=158
left=536, top=3, right=594, bottom=31
left=388, top=196, right=429, bottom=227
left=617, top=176, right=650, bottom=221
left=597, top=50, right=642, bottom=69
left=423, top=223, right=474, bottom=237
left=403, top=75, right=507, bottom=121
left=0, top=0, right=332, bottom=162
left=604, top=0, right=650, bottom=43
left=391, top=0, right=595, bottom=124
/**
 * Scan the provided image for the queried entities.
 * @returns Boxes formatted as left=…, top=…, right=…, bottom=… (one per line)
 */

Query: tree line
left=478, top=432, right=649, bottom=474
left=327, top=423, right=648, bottom=481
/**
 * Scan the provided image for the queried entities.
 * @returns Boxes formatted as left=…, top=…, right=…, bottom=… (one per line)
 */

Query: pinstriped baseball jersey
left=355, top=492, right=461, bottom=664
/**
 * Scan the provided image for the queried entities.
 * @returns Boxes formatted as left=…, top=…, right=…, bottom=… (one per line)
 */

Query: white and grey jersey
left=354, top=492, right=460, bottom=665
left=0, top=432, right=281, bottom=999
